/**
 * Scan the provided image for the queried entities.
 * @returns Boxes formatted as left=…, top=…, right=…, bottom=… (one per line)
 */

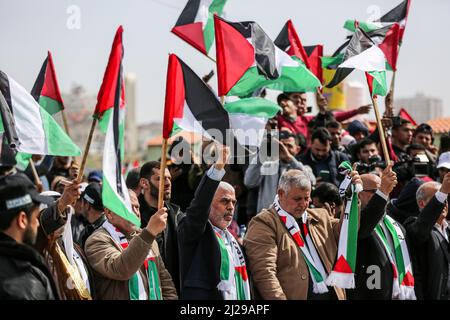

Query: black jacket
left=177, top=174, right=224, bottom=300
left=348, top=193, right=404, bottom=300
left=139, top=195, right=181, bottom=294
left=404, top=196, right=448, bottom=300
left=0, top=233, right=59, bottom=300
left=299, top=150, right=350, bottom=186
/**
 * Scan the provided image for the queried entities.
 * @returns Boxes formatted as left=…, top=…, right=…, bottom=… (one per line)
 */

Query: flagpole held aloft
left=158, top=138, right=168, bottom=210
left=61, top=109, right=71, bottom=137
left=76, top=118, right=97, bottom=183
left=371, top=96, right=391, bottom=166
left=29, top=159, right=43, bottom=191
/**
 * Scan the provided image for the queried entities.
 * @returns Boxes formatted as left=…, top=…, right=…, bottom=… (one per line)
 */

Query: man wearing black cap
left=77, top=182, right=105, bottom=247
left=0, top=173, right=59, bottom=299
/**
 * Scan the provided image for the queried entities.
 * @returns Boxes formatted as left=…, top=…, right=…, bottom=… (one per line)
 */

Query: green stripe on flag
left=203, top=0, right=227, bottom=54
left=368, top=71, right=388, bottom=97
left=102, top=178, right=141, bottom=227
left=224, top=98, right=281, bottom=118
left=15, top=152, right=32, bottom=171
left=99, top=108, right=113, bottom=134
left=229, top=65, right=320, bottom=97
left=129, top=274, right=140, bottom=300
left=347, top=193, right=359, bottom=271
left=39, top=108, right=81, bottom=156
left=344, top=20, right=382, bottom=33
left=322, top=54, right=345, bottom=68
left=39, top=96, right=63, bottom=115
left=384, top=218, right=407, bottom=283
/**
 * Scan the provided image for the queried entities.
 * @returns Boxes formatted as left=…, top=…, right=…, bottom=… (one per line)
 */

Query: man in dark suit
left=347, top=165, right=410, bottom=300
left=178, top=144, right=250, bottom=300
left=404, top=175, right=450, bottom=300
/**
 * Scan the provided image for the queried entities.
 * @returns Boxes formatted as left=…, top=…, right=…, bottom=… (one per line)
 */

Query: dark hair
left=279, top=131, right=300, bottom=148
left=353, top=139, right=377, bottom=160
left=407, top=143, right=426, bottom=154
left=139, top=161, right=161, bottom=180
left=326, top=121, right=342, bottom=130
left=311, top=128, right=332, bottom=145
left=414, top=123, right=434, bottom=141
left=277, top=93, right=290, bottom=106
left=393, top=118, right=411, bottom=130
left=126, top=168, right=141, bottom=190
left=440, top=133, right=450, bottom=154
left=312, top=183, right=342, bottom=207
left=0, top=203, right=35, bottom=231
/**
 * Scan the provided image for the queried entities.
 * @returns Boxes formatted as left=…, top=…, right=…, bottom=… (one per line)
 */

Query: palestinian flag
left=172, top=0, right=227, bottom=57
left=0, top=71, right=80, bottom=156
left=398, top=108, right=417, bottom=126
left=326, top=26, right=388, bottom=97
left=163, top=54, right=279, bottom=147
left=96, top=26, right=125, bottom=134
left=214, top=16, right=321, bottom=97
left=30, top=51, right=65, bottom=115
left=344, top=0, right=411, bottom=42
left=274, top=20, right=311, bottom=69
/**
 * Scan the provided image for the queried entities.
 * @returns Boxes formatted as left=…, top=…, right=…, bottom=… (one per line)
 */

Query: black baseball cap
left=0, top=173, right=54, bottom=212
left=81, top=182, right=103, bottom=211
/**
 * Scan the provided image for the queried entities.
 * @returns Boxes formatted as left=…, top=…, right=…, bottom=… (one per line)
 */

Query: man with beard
left=299, top=128, right=350, bottom=186
left=178, top=144, right=251, bottom=300
left=138, top=161, right=181, bottom=294
left=0, top=173, right=58, bottom=299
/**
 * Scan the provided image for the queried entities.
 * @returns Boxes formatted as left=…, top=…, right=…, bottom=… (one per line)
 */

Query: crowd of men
left=2, top=90, right=450, bottom=300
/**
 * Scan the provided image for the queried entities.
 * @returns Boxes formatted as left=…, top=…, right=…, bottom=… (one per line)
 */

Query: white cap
left=437, top=152, right=450, bottom=170
left=79, top=182, right=89, bottom=193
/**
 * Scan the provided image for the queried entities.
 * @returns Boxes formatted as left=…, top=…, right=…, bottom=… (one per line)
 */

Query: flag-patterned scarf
left=102, top=221, right=162, bottom=300
left=326, top=161, right=362, bottom=289
left=213, top=226, right=251, bottom=300
left=273, top=195, right=329, bottom=294
left=375, top=215, right=416, bottom=300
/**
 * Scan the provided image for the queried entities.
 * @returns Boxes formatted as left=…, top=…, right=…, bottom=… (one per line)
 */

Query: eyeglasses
left=362, top=189, right=377, bottom=193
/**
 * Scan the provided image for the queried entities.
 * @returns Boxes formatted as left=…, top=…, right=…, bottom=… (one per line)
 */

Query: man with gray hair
left=244, top=169, right=362, bottom=300
left=404, top=173, right=450, bottom=299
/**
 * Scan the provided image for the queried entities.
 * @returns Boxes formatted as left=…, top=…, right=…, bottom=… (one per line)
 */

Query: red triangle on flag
left=392, top=263, right=398, bottom=278
left=214, top=15, right=255, bottom=96
left=292, top=231, right=304, bottom=247
left=94, top=25, right=125, bottom=118
left=280, top=216, right=287, bottom=225
left=285, top=20, right=310, bottom=69
left=401, top=271, right=415, bottom=287
left=172, top=22, right=206, bottom=55
left=379, top=23, right=401, bottom=72
left=41, top=51, right=64, bottom=106
left=333, top=255, right=353, bottom=274
left=398, top=108, right=417, bottom=126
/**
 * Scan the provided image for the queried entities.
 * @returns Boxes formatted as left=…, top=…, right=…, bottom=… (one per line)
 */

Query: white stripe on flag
left=195, top=0, right=213, bottom=29
left=8, top=76, right=46, bottom=154
left=174, top=101, right=216, bottom=141
left=340, top=46, right=386, bottom=72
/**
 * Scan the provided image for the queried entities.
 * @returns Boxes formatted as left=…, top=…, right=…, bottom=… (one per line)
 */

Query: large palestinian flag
left=163, top=54, right=279, bottom=147
left=172, top=0, right=227, bottom=57
left=31, top=51, right=65, bottom=115
left=326, top=26, right=388, bottom=97
left=0, top=71, right=80, bottom=156
left=274, top=20, right=324, bottom=84
left=214, top=16, right=321, bottom=97
left=344, top=0, right=411, bottom=42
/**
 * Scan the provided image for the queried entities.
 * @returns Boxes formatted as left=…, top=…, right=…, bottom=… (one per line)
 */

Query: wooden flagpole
left=157, top=138, right=168, bottom=210
left=28, top=159, right=42, bottom=190
left=61, top=109, right=71, bottom=137
left=76, top=118, right=98, bottom=183
left=371, top=96, right=391, bottom=165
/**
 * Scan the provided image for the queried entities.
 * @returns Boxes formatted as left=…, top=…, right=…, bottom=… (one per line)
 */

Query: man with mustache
left=138, top=161, right=181, bottom=294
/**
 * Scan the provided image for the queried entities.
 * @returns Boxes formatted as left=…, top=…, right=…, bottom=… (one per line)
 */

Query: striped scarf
left=102, top=221, right=162, bottom=300
left=213, top=226, right=251, bottom=300
left=274, top=196, right=329, bottom=294
left=375, top=215, right=416, bottom=300
left=326, top=161, right=362, bottom=289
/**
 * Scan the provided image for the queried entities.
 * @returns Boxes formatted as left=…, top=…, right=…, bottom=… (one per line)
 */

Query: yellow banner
left=322, top=68, right=346, bottom=111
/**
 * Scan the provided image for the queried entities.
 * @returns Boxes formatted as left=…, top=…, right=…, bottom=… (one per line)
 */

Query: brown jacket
left=85, top=227, right=177, bottom=300
left=243, top=206, right=345, bottom=300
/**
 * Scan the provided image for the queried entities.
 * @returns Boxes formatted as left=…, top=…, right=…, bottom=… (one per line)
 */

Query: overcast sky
left=1, top=0, right=449, bottom=124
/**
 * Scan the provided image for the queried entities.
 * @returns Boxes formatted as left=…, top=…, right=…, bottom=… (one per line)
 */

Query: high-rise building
left=396, top=93, right=443, bottom=125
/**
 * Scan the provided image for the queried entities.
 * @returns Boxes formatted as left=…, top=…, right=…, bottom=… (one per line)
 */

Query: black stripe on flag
left=0, top=135, right=17, bottom=167
left=0, top=71, right=19, bottom=149
left=178, top=57, right=230, bottom=144
left=30, top=56, right=48, bottom=102
left=175, top=0, right=201, bottom=27
left=274, top=23, right=290, bottom=51
left=113, top=60, right=124, bottom=197
left=380, top=0, right=408, bottom=23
